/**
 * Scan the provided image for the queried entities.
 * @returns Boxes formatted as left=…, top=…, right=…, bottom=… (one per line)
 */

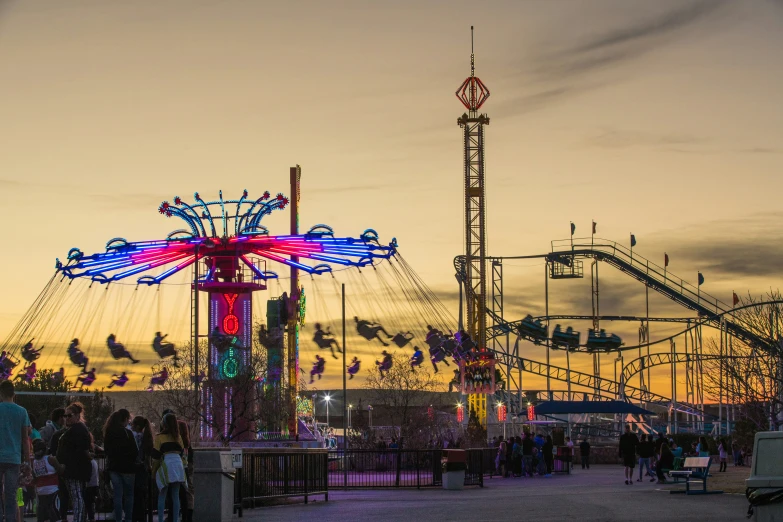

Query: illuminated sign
left=209, top=291, right=252, bottom=379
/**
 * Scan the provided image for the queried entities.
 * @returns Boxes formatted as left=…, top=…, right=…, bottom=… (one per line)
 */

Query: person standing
left=131, top=416, right=153, bottom=522
left=580, top=437, right=591, bottom=469
left=619, top=424, right=639, bottom=485
left=0, top=381, right=31, bottom=522
left=31, top=439, right=62, bottom=522
left=496, top=438, right=507, bottom=478
left=543, top=435, right=554, bottom=477
left=636, top=434, right=655, bottom=482
left=718, top=439, right=728, bottom=472
left=656, top=442, right=674, bottom=484
left=521, top=433, right=534, bottom=477
left=56, top=402, right=93, bottom=522
left=38, top=409, right=65, bottom=451
left=151, top=414, right=186, bottom=522
left=104, top=409, right=138, bottom=522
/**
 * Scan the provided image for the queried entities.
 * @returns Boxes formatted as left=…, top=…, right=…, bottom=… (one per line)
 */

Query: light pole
left=368, top=404, right=373, bottom=428
left=311, top=393, right=317, bottom=431
left=348, top=404, right=353, bottom=429
left=325, top=394, right=331, bottom=428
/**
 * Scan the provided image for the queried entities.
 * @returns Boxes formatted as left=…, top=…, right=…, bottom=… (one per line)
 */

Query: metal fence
left=322, top=448, right=486, bottom=489
left=235, top=449, right=328, bottom=508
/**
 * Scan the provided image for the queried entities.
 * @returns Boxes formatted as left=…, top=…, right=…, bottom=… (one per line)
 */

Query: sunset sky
left=1, top=0, right=781, bottom=396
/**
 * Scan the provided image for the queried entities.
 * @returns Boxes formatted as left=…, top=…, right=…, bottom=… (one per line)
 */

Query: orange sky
left=1, top=0, right=781, bottom=398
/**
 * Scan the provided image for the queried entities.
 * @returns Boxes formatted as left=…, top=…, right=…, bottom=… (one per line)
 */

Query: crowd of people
left=619, top=425, right=739, bottom=485
left=0, top=380, right=194, bottom=522
left=493, top=432, right=558, bottom=478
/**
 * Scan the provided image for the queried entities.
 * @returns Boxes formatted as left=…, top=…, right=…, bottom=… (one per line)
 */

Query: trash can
left=441, top=449, right=466, bottom=490
left=194, top=450, right=236, bottom=521
left=745, top=431, right=783, bottom=522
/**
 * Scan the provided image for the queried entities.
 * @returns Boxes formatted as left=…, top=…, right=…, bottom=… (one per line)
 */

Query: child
left=84, top=453, right=100, bottom=522
left=31, top=439, right=62, bottom=522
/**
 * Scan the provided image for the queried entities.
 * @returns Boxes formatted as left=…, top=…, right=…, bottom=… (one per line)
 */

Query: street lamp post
left=325, top=394, right=331, bottom=428
left=348, top=404, right=353, bottom=429
left=368, top=404, right=373, bottom=428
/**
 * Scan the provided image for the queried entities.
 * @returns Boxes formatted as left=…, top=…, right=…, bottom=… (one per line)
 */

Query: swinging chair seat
left=110, top=346, right=128, bottom=359
left=22, top=351, right=40, bottom=363
left=392, top=332, right=413, bottom=348
left=149, top=376, right=166, bottom=386
left=154, top=344, right=177, bottom=358
left=80, top=376, right=95, bottom=386
left=0, top=354, right=19, bottom=371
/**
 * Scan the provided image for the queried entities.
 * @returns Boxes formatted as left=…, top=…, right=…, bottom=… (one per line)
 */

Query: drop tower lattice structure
left=457, top=27, right=491, bottom=425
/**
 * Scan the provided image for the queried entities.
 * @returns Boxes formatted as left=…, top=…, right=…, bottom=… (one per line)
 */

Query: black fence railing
left=322, top=449, right=486, bottom=489
left=235, top=449, right=328, bottom=508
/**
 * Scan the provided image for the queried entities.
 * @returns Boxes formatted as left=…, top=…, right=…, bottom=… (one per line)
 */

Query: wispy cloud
left=498, top=1, right=729, bottom=116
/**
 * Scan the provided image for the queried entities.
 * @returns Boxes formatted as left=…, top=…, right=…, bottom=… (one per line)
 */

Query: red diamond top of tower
left=456, top=76, right=490, bottom=111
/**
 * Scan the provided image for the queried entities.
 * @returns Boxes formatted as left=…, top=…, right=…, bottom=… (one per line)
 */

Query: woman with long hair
left=151, top=413, right=186, bottom=522
left=656, top=442, right=674, bottom=484
left=104, top=408, right=138, bottom=522
left=56, top=402, right=93, bottom=522
left=131, top=416, right=154, bottom=522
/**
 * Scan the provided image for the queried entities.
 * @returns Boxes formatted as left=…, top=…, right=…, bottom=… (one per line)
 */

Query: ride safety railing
left=549, top=237, right=770, bottom=350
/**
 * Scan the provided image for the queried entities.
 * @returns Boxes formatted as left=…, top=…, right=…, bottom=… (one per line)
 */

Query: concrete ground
left=242, top=465, right=749, bottom=522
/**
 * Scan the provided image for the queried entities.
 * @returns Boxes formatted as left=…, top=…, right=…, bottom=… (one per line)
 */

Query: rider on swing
left=76, top=367, right=97, bottom=389
left=107, top=334, right=140, bottom=364
left=108, top=371, right=129, bottom=388
left=67, top=339, right=89, bottom=371
left=309, top=355, right=326, bottom=384
left=409, top=347, right=424, bottom=370
left=14, top=362, right=37, bottom=382
left=153, top=332, right=179, bottom=365
left=21, top=340, right=42, bottom=363
left=51, top=367, right=65, bottom=384
left=376, top=350, right=393, bottom=379
left=313, top=323, right=342, bottom=359
left=354, top=317, right=393, bottom=346
left=147, top=366, right=169, bottom=391
left=347, top=357, right=361, bottom=379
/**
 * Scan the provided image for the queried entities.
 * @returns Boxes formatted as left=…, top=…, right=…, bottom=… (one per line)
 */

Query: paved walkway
left=243, top=465, right=747, bottom=522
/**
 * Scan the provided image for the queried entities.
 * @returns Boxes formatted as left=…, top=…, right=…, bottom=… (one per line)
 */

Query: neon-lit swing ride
left=1, top=171, right=489, bottom=440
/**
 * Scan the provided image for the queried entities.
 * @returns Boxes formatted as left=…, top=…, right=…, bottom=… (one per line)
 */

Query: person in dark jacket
left=618, top=424, right=639, bottom=485
left=104, top=409, right=138, bottom=522
left=636, top=434, right=655, bottom=482
left=580, top=438, right=591, bottom=469
left=656, top=442, right=674, bottom=483
left=56, top=402, right=93, bottom=522
left=521, top=433, right=534, bottom=477
left=543, top=435, right=554, bottom=477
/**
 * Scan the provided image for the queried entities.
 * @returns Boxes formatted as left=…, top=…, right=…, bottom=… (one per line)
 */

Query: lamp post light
left=325, top=394, right=331, bottom=428
left=311, top=393, right=317, bottom=430
left=368, top=404, right=373, bottom=428
left=348, top=404, right=353, bottom=429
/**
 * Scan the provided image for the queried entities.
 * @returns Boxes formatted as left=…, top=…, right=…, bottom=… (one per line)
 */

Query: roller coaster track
left=620, top=352, right=748, bottom=386
left=546, top=239, right=773, bottom=351
left=489, top=345, right=707, bottom=417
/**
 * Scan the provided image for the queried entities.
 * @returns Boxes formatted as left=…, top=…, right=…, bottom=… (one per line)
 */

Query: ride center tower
left=457, top=26, right=491, bottom=425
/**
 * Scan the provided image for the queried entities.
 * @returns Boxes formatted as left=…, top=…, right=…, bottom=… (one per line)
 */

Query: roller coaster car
left=517, top=315, right=548, bottom=343
left=551, top=325, right=581, bottom=349
left=586, top=329, right=623, bottom=351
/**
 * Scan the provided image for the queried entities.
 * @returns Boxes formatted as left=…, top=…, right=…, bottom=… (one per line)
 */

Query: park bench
left=662, top=456, right=684, bottom=483
left=668, top=457, right=722, bottom=495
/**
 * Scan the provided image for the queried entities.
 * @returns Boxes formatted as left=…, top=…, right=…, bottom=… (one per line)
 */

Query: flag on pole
left=570, top=222, right=575, bottom=236
left=664, top=253, right=669, bottom=267
left=630, top=234, right=637, bottom=247
left=698, top=272, right=705, bottom=286
left=733, top=292, right=739, bottom=306
left=592, top=221, right=597, bottom=234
